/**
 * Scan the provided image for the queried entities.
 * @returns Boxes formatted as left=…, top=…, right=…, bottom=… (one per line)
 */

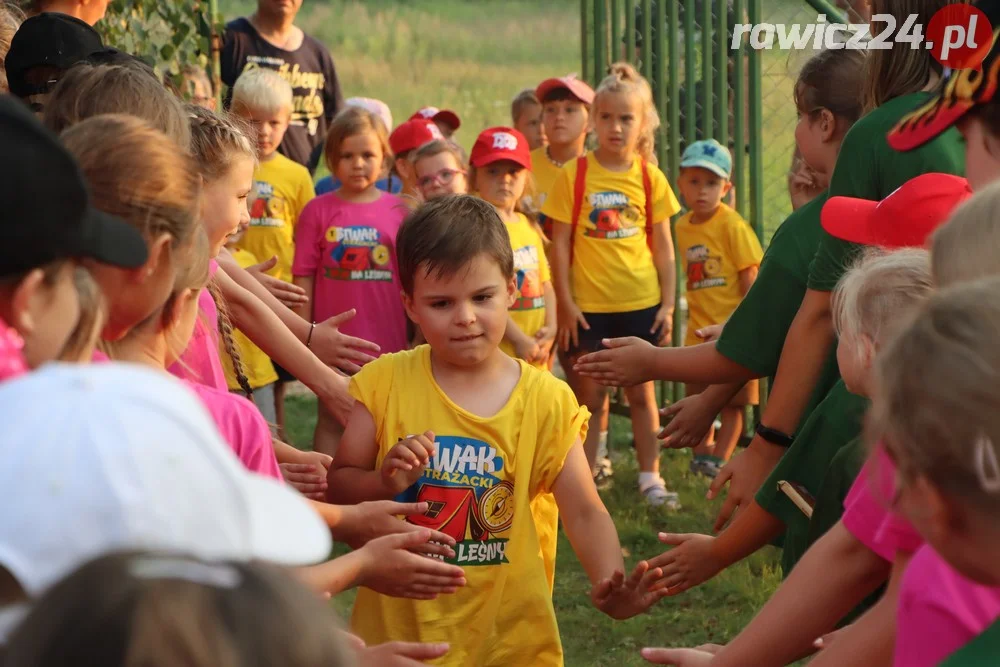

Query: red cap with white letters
left=469, top=127, right=532, bottom=170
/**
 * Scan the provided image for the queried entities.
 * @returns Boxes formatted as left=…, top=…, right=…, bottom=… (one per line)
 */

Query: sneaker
left=689, top=455, right=724, bottom=478
left=640, top=479, right=681, bottom=510
left=592, top=457, right=614, bottom=487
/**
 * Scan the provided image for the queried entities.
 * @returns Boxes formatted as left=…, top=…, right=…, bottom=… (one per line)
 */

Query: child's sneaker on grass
left=639, top=477, right=681, bottom=510
left=689, top=454, right=724, bottom=478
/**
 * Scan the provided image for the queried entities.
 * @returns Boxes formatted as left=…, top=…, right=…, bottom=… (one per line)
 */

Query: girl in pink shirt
left=293, top=106, right=409, bottom=454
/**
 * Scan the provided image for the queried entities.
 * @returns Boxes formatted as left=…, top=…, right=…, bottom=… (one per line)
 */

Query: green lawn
left=285, top=394, right=782, bottom=665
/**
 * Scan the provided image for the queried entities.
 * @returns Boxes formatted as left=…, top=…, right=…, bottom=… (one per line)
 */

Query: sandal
left=640, top=479, right=681, bottom=510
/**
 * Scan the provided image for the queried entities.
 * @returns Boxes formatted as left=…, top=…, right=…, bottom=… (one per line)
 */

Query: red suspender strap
left=569, top=154, right=588, bottom=265
left=641, top=159, right=654, bottom=252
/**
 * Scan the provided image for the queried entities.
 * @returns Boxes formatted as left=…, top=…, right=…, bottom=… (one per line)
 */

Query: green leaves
left=95, top=0, right=223, bottom=92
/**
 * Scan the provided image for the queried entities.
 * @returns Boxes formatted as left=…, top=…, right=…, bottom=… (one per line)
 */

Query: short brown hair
left=44, top=63, right=191, bottom=149
left=397, top=195, right=514, bottom=295
left=511, top=88, right=540, bottom=124
left=324, top=105, right=392, bottom=177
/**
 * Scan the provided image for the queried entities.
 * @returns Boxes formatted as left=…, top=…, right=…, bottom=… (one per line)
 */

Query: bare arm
left=213, top=268, right=353, bottom=424
left=326, top=401, right=397, bottom=503
left=292, top=275, right=315, bottom=322
left=651, top=219, right=676, bottom=314
left=551, top=222, right=589, bottom=352
left=575, top=338, right=758, bottom=387
left=711, top=521, right=890, bottom=667
left=738, top=266, right=758, bottom=297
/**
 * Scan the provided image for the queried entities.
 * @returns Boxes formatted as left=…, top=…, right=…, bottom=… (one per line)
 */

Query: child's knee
left=624, top=383, right=655, bottom=408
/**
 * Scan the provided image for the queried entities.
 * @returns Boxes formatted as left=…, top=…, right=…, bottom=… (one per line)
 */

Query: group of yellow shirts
left=220, top=153, right=315, bottom=390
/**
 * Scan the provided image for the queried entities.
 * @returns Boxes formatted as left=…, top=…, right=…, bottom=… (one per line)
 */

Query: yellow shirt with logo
left=501, top=213, right=551, bottom=369
left=348, top=346, right=589, bottom=667
left=237, top=153, right=315, bottom=283
left=529, top=146, right=564, bottom=217
left=221, top=248, right=279, bottom=389
left=541, top=153, right=681, bottom=313
left=675, top=203, right=763, bottom=346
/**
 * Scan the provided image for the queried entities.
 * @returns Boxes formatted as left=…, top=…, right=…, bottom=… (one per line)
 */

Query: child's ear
left=401, top=289, right=419, bottom=324
left=8, top=269, right=45, bottom=337
left=134, top=233, right=173, bottom=285
left=506, top=275, right=517, bottom=307
left=722, top=180, right=734, bottom=195
left=909, top=475, right=955, bottom=545
left=818, top=109, right=837, bottom=143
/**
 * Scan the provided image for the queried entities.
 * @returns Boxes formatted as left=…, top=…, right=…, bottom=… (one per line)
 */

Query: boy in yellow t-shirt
left=231, top=67, right=316, bottom=434
left=222, top=229, right=279, bottom=424
left=328, top=196, right=667, bottom=667
left=674, top=139, right=763, bottom=477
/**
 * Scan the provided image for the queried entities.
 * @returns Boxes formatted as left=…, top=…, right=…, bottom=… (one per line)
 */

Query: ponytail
left=593, top=62, right=660, bottom=165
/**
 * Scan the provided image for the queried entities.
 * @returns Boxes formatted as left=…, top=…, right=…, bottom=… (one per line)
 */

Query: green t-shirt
left=941, top=618, right=1000, bottom=666
left=808, top=92, right=966, bottom=291
left=716, top=192, right=840, bottom=418
left=755, top=379, right=869, bottom=568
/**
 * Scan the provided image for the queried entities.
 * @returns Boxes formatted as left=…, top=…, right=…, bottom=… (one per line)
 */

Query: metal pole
left=702, top=0, right=714, bottom=139
left=611, top=0, right=621, bottom=63
left=683, top=0, right=696, bottom=148
left=625, top=0, right=636, bottom=65
left=667, top=0, right=683, bottom=387
left=594, top=0, right=607, bottom=81
left=581, top=0, right=591, bottom=84
left=641, top=0, right=652, bottom=83
left=733, top=0, right=746, bottom=219
left=207, top=0, right=222, bottom=110
left=716, top=0, right=729, bottom=149
left=748, top=0, right=763, bottom=242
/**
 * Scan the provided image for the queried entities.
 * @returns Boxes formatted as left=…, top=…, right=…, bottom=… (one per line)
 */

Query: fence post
left=748, top=0, right=763, bottom=243
left=594, top=0, right=607, bottom=81
left=625, top=0, right=636, bottom=65
left=733, top=0, right=747, bottom=219
left=610, top=0, right=622, bottom=64
left=701, top=0, right=714, bottom=139
left=581, top=0, right=591, bottom=84
left=207, top=0, right=222, bottom=109
left=641, top=0, right=652, bottom=83
left=683, top=0, right=696, bottom=148
left=716, top=0, right=729, bottom=150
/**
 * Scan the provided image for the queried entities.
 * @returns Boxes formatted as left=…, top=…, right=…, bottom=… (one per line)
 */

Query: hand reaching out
left=591, top=560, right=669, bottom=620
left=357, top=530, right=466, bottom=600
left=333, top=500, right=457, bottom=557
left=310, top=309, right=382, bottom=374
left=646, top=532, right=724, bottom=595
left=381, top=431, right=436, bottom=495
left=574, top=337, right=656, bottom=387
left=534, top=325, right=556, bottom=360
left=513, top=334, right=542, bottom=365
left=358, top=641, right=450, bottom=666
left=651, top=304, right=674, bottom=345
left=658, top=394, right=718, bottom=450
left=245, top=255, right=309, bottom=309
left=707, top=439, right=784, bottom=532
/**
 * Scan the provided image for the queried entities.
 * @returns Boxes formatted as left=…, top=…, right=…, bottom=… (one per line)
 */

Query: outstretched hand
left=574, top=337, right=656, bottom=387
left=358, top=530, right=466, bottom=600
left=311, top=309, right=381, bottom=374
left=591, top=560, right=669, bottom=620
left=245, top=255, right=310, bottom=308
left=333, top=500, right=456, bottom=557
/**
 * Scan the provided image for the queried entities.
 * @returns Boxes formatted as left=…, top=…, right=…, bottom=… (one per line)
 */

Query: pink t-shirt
left=292, top=192, right=409, bottom=356
left=168, top=260, right=227, bottom=390
left=0, top=317, right=27, bottom=382
left=185, top=380, right=282, bottom=480
left=842, top=445, right=923, bottom=562
left=895, top=543, right=1000, bottom=667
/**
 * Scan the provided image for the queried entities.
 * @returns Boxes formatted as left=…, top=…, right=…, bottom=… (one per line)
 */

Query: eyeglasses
left=418, top=168, right=465, bottom=189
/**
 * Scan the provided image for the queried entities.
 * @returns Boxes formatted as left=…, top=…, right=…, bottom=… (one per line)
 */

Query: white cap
left=0, top=363, right=332, bottom=603
left=345, top=96, right=393, bottom=132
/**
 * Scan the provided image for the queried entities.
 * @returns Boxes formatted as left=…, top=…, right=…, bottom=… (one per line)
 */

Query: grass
left=285, top=393, right=783, bottom=665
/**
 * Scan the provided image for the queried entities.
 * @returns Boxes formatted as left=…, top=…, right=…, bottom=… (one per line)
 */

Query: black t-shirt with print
left=222, top=17, right=344, bottom=172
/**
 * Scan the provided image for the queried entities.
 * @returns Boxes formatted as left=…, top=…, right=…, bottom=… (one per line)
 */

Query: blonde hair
left=0, top=1, right=24, bottom=94
left=187, top=105, right=258, bottom=181
left=871, top=277, right=1000, bottom=511
left=231, top=67, right=293, bottom=117
left=861, top=0, right=960, bottom=111
left=59, top=267, right=106, bottom=363
left=324, top=105, right=392, bottom=177
left=931, top=182, right=1000, bottom=287
left=4, top=552, right=356, bottom=667
left=593, top=62, right=659, bottom=164
left=411, top=139, right=468, bottom=172
left=511, top=88, right=540, bottom=125
left=44, top=63, right=191, bottom=150
left=832, top=248, right=933, bottom=347
left=60, top=115, right=201, bottom=250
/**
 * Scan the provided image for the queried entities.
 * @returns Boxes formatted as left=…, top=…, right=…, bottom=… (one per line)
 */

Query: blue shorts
left=571, top=304, right=661, bottom=356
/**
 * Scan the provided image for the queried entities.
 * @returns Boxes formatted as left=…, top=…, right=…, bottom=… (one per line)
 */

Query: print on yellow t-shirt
left=239, top=152, right=315, bottom=283
left=500, top=213, right=551, bottom=369
left=348, top=347, right=589, bottom=667
left=541, top=153, right=681, bottom=314
left=675, top=203, right=763, bottom=346
left=529, top=146, right=565, bottom=235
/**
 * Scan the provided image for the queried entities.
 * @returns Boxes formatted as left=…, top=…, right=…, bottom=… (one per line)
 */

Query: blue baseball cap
left=680, top=139, right=732, bottom=179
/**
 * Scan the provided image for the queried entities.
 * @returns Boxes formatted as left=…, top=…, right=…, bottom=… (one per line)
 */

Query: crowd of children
left=2, top=0, right=1000, bottom=665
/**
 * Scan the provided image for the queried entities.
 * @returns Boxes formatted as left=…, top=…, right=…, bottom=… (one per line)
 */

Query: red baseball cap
left=470, top=127, right=532, bottom=170
left=389, top=118, right=444, bottom=156
left=535, top=74, right=595, bottom=105
left=409, top=106, right=461, bottom=131
left=821, top=173, right=972, bottom=248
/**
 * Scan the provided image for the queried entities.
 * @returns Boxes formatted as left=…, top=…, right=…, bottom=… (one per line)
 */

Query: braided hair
left=207, top=278, right=253, bottom=398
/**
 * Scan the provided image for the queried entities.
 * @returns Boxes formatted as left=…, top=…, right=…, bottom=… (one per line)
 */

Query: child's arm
left=554, top=442, right=668, bottom=619
left=534, top=281, right=557, bottom=359
left=738, top=265, right=759, bottom=297
left=213, top=267, right=354, bottom=424
left=574, top=338, right=756, bottom=388
left=274, top=439, right=331, bottom=500
left=704, top=521, right=890, bottom=667
left=241, top=253, right=309, bottom=309
left=218, top=252, right=379, bottom=376
left=659, top=382, right=745, bottom=450
left=292, top=275, right=315, bottom=323
left=326, top=402, right=434, bottom=503
left=646, top=500, right=783, bottom=594
left=650, top=219, right=676, bottom=344
left=707, top=289, right=834, bottom=529
left=809, top=550, right=911, bottom=667
left=550, top=222, right=589, bottom=352
left=504, top=316, right=541, bottom=363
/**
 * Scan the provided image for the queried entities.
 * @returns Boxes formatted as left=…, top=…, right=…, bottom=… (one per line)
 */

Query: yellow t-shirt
left=348, top=346, right=589, bottom=667
left=238, top=153, right=315, bottom=283
left=221, top=248, right=279, bottom=389
left=500, top=213, right=551, bottom=369
left=529, top=146, right=564, bottom=214
left=541, top=154, right=681, bottom=313
left=675, top=203, right=763, bottom=346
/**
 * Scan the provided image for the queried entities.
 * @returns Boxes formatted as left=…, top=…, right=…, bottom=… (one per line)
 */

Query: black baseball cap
left=0, top=96, right=149, bottom=277
left=888, top=0, right=1000, bottom=151
left=6, top=13, right=104, bottom=98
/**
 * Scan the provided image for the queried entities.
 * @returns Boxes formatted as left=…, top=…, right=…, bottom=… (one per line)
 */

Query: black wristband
left=755, top=423, right=795, bottom=448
